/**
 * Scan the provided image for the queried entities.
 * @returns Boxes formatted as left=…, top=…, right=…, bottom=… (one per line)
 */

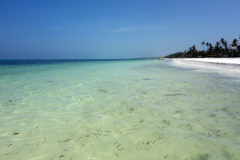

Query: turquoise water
left=0, top=59, right=240, bottom=160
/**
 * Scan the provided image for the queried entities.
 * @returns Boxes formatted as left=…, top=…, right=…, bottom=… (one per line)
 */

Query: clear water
left=0, top=59, right=240, bottom=160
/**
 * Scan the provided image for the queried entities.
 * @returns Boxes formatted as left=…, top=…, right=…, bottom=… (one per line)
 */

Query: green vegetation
left=165, top=35, right=240, bottom=58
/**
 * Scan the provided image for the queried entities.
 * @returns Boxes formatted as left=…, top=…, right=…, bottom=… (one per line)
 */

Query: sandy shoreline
left=169, top=58, right=240, bottom=65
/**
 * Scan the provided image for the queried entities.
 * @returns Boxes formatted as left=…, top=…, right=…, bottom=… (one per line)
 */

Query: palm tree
left=220, top=38, right=228, bottom=50
left=214, top=41, right=221, bottom=56
left=220, top=38, right=225, bottom=45
left=224, top=40, right=228, bottom=50
left=208, top=43, right=213, bottom=56
left=201, top=41, right=205, bottom=50
left=231, top=38, right=239, bottom=57
left=206, top=42, right=209, bottom=50
left=232, top=38, right=239, bottom=46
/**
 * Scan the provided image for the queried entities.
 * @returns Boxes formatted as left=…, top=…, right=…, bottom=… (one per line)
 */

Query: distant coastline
left=165, top=36, right=240, bottom=58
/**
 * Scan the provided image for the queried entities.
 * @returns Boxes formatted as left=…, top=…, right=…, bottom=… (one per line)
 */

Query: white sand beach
left=177, top=58, right=240, bottom=65
left=166, top=58, right=240, bottom=79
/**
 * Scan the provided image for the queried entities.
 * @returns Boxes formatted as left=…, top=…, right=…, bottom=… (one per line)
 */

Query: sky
left=0, top=0, right=240, bottom=59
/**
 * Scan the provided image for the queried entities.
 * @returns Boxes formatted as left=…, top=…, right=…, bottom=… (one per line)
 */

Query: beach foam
left=166, top=58, right=240, bottom=80
left=176, top=58, right=240, bottom=65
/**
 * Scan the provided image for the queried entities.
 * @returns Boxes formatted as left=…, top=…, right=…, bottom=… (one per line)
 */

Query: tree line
left=165, top=35, right=240, bottom=58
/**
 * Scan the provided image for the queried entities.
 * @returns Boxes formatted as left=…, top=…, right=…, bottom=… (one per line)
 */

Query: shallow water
left=0, top=59, right=240, bottom=160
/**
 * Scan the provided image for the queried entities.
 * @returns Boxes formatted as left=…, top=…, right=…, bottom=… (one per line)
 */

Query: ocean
left=0, top=59, right=240, bottom=160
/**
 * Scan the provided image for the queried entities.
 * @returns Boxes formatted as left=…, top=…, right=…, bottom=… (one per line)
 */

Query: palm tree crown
left=232, top=38, right=239, bottom=46
left=201, top=41, right=205, bottom=50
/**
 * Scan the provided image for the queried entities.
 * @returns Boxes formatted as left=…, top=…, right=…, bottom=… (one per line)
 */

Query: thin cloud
left=48, top=26, right=68, bottom=31
left=103, top=26, right=164, bottom=33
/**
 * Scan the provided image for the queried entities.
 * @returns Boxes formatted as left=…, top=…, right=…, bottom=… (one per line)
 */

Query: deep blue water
left=0, top=59, right=149, bottom=65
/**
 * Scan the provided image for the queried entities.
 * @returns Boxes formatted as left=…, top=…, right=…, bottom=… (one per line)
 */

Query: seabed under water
left=0, top=59, right=240, bottom=160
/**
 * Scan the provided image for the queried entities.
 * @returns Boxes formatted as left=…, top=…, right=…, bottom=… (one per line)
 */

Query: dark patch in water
left=209, top=113, right=216, bottom=117
left=46, top=81, right=53, bottom=82
left=165, top=94, right=182, bottom=96
left=196, top=154, right=210, bottom=160
left=97, top=89, right=107, bottom=93
left=222, top=148, right=232, bottom=159
left=175, top=110, right=183, bottom=113
left=142, top=78, right=150, bottom=80
left=162, top=120, right=170, bottom=125
left=129, top=107, right=134, bottom=112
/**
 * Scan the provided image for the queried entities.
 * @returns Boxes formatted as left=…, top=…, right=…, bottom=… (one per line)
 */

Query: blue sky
left=0, top=0, right=240, bottom=59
